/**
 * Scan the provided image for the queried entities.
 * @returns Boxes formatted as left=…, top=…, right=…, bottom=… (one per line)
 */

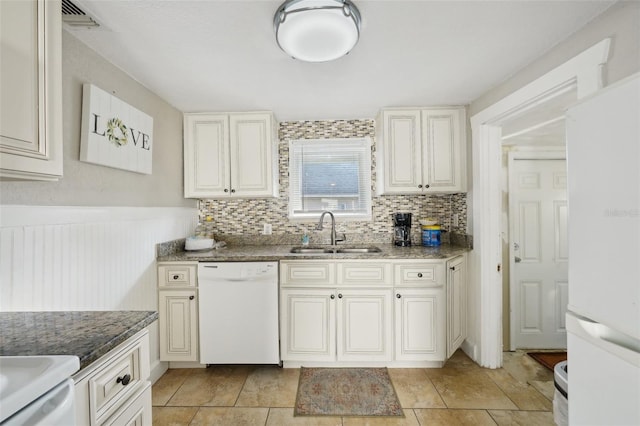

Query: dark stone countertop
left=157, top=243, right=470, bottom=262
left=0, top=311, right=158, bottom=370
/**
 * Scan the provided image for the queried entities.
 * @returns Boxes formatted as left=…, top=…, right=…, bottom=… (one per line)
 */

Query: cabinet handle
left=418, top=184, right=423, bottom=188
left=417, top=273, right=423, bottom=278
left=224, top=188, right=229, bottom=193
left=189, top=295, right=195, bottom=300
left=330, top=294, right=335, bottom=299
left=396, top=293, right=401, bottom=299
left=231, top=189, right=236, bottom=193
left=338, top=294, right=343, bottom=299
left=117, top=374, right=131, bottom=386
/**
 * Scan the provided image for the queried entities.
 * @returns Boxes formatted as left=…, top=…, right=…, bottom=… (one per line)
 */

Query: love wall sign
left=80, top=84, right=153, bottom=174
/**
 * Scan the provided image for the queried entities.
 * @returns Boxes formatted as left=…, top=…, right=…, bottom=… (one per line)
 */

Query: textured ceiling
left=69, top=0, right=614, bottom=121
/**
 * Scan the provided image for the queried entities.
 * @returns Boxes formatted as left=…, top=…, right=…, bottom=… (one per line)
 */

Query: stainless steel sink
left=336, top=247, right=382, bottom=253
left=289, top=247, right=335, bottom=254
left=289, top=246, right=382, bottom=254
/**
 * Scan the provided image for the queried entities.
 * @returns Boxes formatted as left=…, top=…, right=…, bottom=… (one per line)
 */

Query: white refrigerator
left=565, top=73, right=640, bottom=425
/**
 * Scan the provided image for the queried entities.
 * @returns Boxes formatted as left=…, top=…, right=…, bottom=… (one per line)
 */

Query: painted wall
left=469, top=1, right=640, bottom=116
left=464, top=1, right=639, bottom=362
left=0, top=31, right=198, bottom=380
left=0, top=31, right=194, bottom=208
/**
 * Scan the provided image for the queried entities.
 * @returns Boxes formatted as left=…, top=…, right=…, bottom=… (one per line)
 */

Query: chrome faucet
left=316, top=211, right=346, bottom=246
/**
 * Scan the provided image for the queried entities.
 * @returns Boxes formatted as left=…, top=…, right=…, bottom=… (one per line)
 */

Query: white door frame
left=468, top=38, right=610, bottom=368
left=507, top=150, right=567, bottom=351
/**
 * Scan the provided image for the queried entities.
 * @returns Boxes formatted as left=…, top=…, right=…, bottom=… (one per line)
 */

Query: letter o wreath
left=106, top=118, right=128, bottom=146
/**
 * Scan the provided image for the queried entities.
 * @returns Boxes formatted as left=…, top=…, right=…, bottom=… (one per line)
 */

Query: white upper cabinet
left=183, top=112, right=278, bottom=198
left=377, top=107, right=466, bottom=194
left=0, top=0, right=63, bottom=180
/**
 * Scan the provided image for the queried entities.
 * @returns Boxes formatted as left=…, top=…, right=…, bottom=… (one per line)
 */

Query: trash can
left=554, top=361, right=568, bottom=426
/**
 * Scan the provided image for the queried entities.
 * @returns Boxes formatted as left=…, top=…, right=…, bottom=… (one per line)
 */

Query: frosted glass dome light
left=274, top=0, right=362, bottom=62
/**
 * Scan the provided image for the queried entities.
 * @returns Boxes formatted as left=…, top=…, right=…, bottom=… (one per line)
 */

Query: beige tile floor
left=152, top=350, right=556, bottom=425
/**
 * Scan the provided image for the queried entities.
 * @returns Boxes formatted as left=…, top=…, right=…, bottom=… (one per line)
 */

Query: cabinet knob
left=189, top=295, right=195, bottom=300
left=231, top=189, right=236, bottom=193
left=117, top=374, right=131, bottom=386
left=338, top=294, right=343, bottom=299
left=173, top=274, right=180, bottom=280
left=417, top=273, right=423, bottom=278
left=396, top=293, right=401, bottom=299
left=418, top=184, right=423, bottom=188
left=330, top=294, right=335, bottom=299
left=224, top=188, right=229, bottom=193
left=425, top=184, right=430, bottom=189
left=449, top=266, right=456, bottom=271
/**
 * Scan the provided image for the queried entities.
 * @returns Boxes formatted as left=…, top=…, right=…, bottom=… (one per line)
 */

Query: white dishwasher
left=198, top=262, right=280, bottom=364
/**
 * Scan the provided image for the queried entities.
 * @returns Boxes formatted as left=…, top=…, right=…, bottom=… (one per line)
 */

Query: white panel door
left=336, top=289, right=392, bottom=361
left=380, top=110, right=422, bottom=193
left=183, top=114, right=229, bottom=198
left=510, top=159, right=568, bottom=349
left=394, top=287, right=445, bottom=361
left=280, top=288, right=336, bottom=362
left=229, top=113, right=275, bottom=197
left=159, top=290, right=198, bottom=362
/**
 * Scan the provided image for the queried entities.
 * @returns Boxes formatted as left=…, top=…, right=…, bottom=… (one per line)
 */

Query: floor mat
left=527, top=352, right=567, bottom=371
left=294, top=367, right=403, bottom=417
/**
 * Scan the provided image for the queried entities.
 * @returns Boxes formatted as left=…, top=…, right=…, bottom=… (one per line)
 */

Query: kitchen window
left=289, top=138, right=372, bottom=220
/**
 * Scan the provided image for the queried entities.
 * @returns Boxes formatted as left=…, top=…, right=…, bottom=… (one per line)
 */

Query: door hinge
left=497, top=264, right=501, bottom=272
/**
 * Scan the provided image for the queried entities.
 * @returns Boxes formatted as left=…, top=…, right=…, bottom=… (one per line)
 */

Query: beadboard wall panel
left=0, top=206, right=198, bottom=311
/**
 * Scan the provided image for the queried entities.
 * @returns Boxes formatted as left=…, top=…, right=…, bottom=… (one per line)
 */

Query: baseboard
left=150, top=360, right=169, bottom=384
left=168, top=361, right=207, bottom=369
left=461, top=340, right=480, bottom=366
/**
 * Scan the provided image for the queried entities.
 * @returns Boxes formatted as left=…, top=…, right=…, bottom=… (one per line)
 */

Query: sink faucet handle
left=336, top=233, right=346, bottom=243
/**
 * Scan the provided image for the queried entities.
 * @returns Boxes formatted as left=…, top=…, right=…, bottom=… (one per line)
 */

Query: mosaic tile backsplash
left=198, top=119, right=468, bottom=245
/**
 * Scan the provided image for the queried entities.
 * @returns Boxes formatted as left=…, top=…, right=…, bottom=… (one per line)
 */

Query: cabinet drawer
left=280, top=261, right=335, bottom=286
left=158, top=263, right=197, bottom=288
left=337, top=262, right=392, bottom=286
left=100, top=381, right=151, bottom=426
left=90, top=338, right=144, bottom=422
left=394, top=262, right=444, bottom=286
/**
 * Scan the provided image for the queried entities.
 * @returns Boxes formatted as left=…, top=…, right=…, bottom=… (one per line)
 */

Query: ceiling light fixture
left=274, top=0, right=362, bottom=63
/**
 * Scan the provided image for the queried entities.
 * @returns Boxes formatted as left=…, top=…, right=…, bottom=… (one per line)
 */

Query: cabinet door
left=446, top=256, right=467, bottom=358
left=158, top=290, right=198, bottom=362
left=281, top=288, right=336, bottom=362
left=394, top=287, right=445, bottom=361
left=378, top=110, right=423, bottom=194
left=183, top=114, right=229, bottom=198
left=229, top=113, right=277, bottom=197
left=421, top=108, right=465, bottom=192
left=336, top=289, right=393, bottom=361
left=0, top=0, right=63, bottom=180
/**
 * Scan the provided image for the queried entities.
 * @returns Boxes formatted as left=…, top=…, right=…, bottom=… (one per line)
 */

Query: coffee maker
left=393, top=213, right=412, bottom=246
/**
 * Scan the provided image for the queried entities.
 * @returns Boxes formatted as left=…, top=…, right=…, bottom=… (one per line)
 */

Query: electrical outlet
left=263, top=223, right=272, bottom=235
left=452, top=214, right=459, bottom=228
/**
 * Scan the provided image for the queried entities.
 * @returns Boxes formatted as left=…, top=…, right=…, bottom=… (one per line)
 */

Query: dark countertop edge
left=78, top=312, right=158, bottom=369
left=157, top=244, right=471, bottom=263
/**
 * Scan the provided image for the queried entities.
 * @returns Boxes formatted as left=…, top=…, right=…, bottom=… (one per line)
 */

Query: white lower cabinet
left=281, top=288, right=336, bottom=362
left=280, top=256, right=467, bottom=367
left=157, top=262, right=199, bottom=363
left=74, top=329, right=151, bottom=426
left=158, top=290, right=198, bottom=362
left=280, top=261, right=393, bottom=365
left=394, top=287, right=445, bottom=362
left=446, top=255, right=467, bottom=357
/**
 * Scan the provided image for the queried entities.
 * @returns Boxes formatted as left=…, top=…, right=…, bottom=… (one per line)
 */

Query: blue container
left=422, top=226, right=441, bottom=247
